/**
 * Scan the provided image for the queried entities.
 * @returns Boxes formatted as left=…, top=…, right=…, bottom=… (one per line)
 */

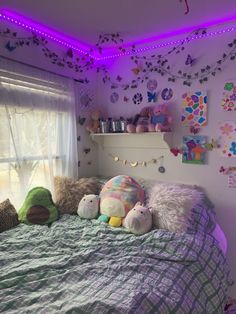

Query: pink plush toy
left=148, top=104, right=172, bottom=132
left=127, top=106, right=153, bottom=133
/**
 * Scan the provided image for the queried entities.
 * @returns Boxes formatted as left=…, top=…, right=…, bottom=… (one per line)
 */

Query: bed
left=0, top=178, right=232, bottom=314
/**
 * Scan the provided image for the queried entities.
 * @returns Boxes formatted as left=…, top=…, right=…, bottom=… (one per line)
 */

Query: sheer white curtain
left=0, top=57, right=78, bottom=208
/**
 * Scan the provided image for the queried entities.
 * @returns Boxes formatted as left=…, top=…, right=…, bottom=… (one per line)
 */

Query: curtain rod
left=0, top=55, right=86, bottom=83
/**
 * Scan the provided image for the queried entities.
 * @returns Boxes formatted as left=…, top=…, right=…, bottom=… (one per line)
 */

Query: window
left=0, top=57, right=78, bottom=207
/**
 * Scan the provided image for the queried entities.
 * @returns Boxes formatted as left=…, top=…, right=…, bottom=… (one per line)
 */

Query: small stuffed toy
left=123, top=202, right=152, bottom=235
left=127, top=106, right=153, bottom=133
left=86, top=110, right=101, bottom=133
left=77, top=194, right=99, bottom=219
left=148, top=103, right=172, bottom=132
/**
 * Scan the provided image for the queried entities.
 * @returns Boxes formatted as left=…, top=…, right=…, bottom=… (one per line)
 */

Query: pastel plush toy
left=99, top=175, right=145, bottom=227
left=148, top=103, right=172, bottom=132
left=127, top=106, right=153, bottom=133
left=124, top=202, right=152, bottom=235
left=86, top=110, right=101, bottom=133
left=18, top=187, right=58, bottom=225
left=77, top=194, right=99, bottom=219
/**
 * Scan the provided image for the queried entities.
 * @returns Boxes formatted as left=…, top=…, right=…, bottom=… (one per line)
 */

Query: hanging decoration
left=80, top=90, right=93, bottom=108
left=110, top=92, right=119, bottom=103
left=221, top=81, right=236, bottom=111
left=179, top=0, right=190, bottom=15
left=108, top=153, right=164, bottom=168
left=161, top=88, right=173, bottom=101
left=219, top=166, right=236, bottom=188
left=181, top=91, right=207, bottom=127
left=147, top=79, right=158, bottom=91
left=219, top=121, right=236, bottom=157
left=132, top=93, right=143, bottom=105
left=182, top=135, right=207, bottom=164
left=147, top=91, right=157, bottom=102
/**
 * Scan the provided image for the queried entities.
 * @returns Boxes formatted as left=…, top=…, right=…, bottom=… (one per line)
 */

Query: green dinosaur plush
left=18, top=187, right=59, bottom=225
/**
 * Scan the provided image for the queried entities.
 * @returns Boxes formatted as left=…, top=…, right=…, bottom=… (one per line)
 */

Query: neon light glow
left=0, top=9, right=236, bottom=61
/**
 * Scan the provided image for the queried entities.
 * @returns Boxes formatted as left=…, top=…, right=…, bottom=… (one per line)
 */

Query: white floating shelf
left=90, top=132, right=172, bottom=149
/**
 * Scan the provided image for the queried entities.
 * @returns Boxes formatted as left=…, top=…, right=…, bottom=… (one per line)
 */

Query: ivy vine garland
left=1, top=25, right=236, bottom=89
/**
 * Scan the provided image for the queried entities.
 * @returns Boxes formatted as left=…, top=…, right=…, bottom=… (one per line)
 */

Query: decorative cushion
left=18, top=187, right=58, bottom=225
left=0, top=199, right=19, bottom=232
left=54, top=176, right=99, bottom=214
left=100, top=175, right=145, bottom=219
left=147, top=183, right=204, bottom=233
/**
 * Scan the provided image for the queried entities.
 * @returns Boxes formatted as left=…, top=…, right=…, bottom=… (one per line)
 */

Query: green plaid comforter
left=0, top=215, right=231, bottom=314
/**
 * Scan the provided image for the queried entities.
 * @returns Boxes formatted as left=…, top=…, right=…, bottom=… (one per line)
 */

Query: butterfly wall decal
left=204, top=139, right=220, bottom=151
left=5, top=41, right=16, bottom=52
left=131, top=67, right=141, bottom=75
left=190, top=125, right=200, bottom=134
left=116, top=75, right=122, bottom=82
left=147, top=91, right=157, bottom=102
left=77, top=116, right=86, bottom=126
left=185, top=54, right=196, bottom=66
left=123, top=96, right=129, bottom=102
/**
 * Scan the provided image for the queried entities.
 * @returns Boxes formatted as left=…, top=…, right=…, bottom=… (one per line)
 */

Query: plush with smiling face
left=77, top=194, right=99, bottom=219
left=124, top=202, right=152, bottom=235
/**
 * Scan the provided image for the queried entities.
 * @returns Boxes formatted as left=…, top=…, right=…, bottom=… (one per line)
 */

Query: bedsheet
left=0, top=215, right=231, bottom=314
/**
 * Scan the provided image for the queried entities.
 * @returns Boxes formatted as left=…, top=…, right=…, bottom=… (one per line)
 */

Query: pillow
left=100, top=175, right=145, bottom=219
left=54, top=176, right=99, bottom=214
left=18, top=187, right=59, bottom=225
left=147, top=183, right=204, bottom=233
left=0, top=199, right=19, bottom=232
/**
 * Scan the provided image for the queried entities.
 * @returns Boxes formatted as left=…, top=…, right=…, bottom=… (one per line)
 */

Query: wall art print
left=219, top=121, right=236, bottom=157
left=182, top=135, right=207, bottom=164
left=181, top=91, right=207, bottom=127
left=221, top=81, right=236, bottom=111
left=228, top=173, right=236, bottom=188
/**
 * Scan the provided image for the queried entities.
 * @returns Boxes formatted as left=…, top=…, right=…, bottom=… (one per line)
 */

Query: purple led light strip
left=0, top=9, right=236, bottom=61
left=98, top=26, right=236, bottom=60
left=0, top=10, right=94, bottom=57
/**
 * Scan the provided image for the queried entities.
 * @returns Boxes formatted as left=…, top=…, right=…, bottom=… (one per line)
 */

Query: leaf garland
left=1, top=26, right=236, bottom=89
left=100, top=29, right=236, bottom=89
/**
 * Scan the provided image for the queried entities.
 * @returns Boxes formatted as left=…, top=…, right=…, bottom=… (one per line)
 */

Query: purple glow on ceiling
left=0, top=9, right=92, bottom=57
left=0, top=9, right=236, bottom=61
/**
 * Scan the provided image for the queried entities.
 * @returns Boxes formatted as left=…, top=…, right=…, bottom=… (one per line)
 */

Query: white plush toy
left=77, top=194, right=99, bottom=219
left=123, top=202, right=152, bottom=235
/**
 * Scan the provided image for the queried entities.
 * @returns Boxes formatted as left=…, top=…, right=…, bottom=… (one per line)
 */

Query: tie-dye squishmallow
left=98, top=175, right=145, bottom=227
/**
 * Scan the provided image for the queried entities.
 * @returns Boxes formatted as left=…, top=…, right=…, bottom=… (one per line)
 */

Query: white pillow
left=147, top=183, right=203, bottom=233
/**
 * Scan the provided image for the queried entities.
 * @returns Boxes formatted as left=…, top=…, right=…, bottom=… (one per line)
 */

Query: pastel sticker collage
left=219, top=121, right=236, bottom=157
left=181, top=91, right=207, bottom=127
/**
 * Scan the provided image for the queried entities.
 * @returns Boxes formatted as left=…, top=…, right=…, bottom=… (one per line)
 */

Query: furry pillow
left=147, top=183, right=203, bottom=233
left=0, top=199, right=19, bottom=232
left=54, top=176, right=99, bottom=214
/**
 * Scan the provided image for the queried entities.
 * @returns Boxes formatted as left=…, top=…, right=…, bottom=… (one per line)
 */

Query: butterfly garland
left=185, top=54, right=196, bottom=66
left=77, top=116, right=86, bottom=126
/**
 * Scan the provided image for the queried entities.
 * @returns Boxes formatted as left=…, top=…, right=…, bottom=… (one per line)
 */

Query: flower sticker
left=224, top=82, right=234, bottom=91
left=220, top=123, right=234, bottom=136
left=229, top=142, right=236, bottom=155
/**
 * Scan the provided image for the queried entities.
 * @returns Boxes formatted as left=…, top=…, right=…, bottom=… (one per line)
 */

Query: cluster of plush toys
left=85, top=104, right=172, bottom=134
left=77, top=175, right=152, bottom=235
left=126, top=104, right=172, bottom=133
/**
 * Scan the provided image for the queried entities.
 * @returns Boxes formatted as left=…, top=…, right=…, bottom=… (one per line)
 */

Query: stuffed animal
left=86, top=110, right=101, bottom=133
left=127, top=106, right=153, bottom=133
left=99, top=175, right=145, bottom=227
left=123, top=202, right=152, bottom=235
left=148, top=104, right=172, bottom=132
left=77, top=194, right=99, bottom=219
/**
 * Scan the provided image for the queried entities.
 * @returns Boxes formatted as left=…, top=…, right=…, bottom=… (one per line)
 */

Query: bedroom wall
left=94, top=23, right=236, bottom=297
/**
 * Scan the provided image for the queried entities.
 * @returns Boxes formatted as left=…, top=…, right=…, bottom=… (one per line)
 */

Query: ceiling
left=0, top=0, right=236, bottom=48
